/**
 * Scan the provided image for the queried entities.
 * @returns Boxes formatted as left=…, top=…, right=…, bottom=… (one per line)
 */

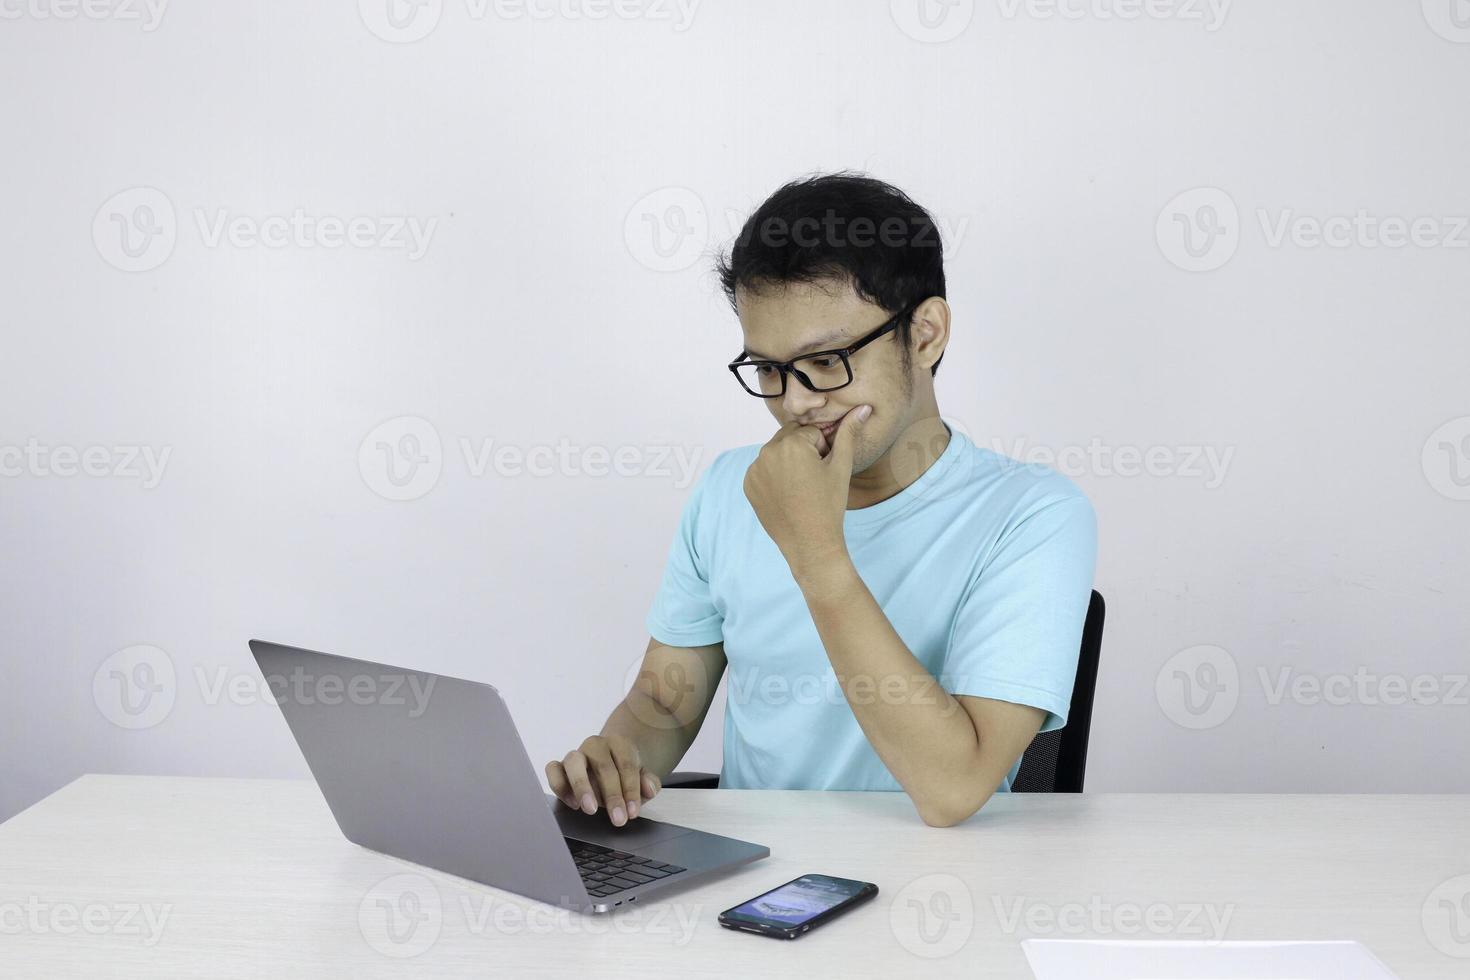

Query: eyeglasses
left=727, top=305, right=916, bottom=398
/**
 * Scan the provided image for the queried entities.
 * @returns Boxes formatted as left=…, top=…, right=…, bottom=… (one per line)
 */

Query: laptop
left=248, top=640, right=770, bottom=914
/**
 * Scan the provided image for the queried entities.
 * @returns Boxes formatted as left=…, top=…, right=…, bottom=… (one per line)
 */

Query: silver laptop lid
left=248, top=640, right=587, bottom=910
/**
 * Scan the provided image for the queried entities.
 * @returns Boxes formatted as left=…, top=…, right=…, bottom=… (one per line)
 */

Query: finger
left=640, top=768, right=661, bottom=801
left=788, top=424, right=827, bottom=454
left=561, top=752, right=599, bottom=815
left=609, top=738, right=644, bottom=819
left=827, top=404, right=871, bottom=467
left=590, top=756, right=629, bottom=826
left=545, top=761, right=579, bottom=809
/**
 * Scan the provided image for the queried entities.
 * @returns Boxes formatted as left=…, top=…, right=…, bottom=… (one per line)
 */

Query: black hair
left=715, top=171, right=946, bottom=377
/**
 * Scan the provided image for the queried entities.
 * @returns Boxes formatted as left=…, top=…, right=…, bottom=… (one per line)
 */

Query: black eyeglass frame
left=726, top=304, right=919, bottom=398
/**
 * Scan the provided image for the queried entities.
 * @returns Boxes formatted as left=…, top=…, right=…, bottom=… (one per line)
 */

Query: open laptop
left=248, top=640, right=770, bottom=914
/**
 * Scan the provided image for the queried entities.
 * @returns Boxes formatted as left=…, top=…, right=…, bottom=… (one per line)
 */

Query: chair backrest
left=1010, top=589, right=1106, bottom=793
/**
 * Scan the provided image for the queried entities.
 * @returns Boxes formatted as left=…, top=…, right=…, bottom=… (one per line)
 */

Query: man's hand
left=742, top=403, right=872, bottom=575
left=546, top=734, right=661, bottom=827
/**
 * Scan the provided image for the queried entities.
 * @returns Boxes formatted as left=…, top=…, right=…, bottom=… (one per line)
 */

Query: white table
left=1, top=776, right=1466, bottom=978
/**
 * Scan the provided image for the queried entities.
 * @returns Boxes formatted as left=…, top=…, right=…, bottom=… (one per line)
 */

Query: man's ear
left=908, top=297, right=951, bottom=374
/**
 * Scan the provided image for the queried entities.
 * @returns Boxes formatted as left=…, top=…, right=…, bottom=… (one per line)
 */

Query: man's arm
left=795, top=557, right=1044, bottom=827
left=603, top=635, right=727, bottom=780
left=546, top=635, right=726, bottom=826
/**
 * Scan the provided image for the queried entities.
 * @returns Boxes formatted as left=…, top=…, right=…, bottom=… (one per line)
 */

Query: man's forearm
left=600, top=689, right=701, bottom=781
left=790, top=551, right=984, bottom=824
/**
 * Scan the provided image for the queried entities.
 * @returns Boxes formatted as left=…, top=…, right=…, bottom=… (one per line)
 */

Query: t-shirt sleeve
left=941, top=487, right=1098, bottom=733
left=644, top=455, right=726, bottom=648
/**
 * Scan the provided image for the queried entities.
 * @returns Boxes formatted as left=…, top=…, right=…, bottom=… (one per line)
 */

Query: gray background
left=2, top=0, right=1468, bottom=823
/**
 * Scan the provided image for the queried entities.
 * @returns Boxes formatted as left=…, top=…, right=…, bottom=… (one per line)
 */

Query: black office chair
left=661, top=590, right=1106, bottom=794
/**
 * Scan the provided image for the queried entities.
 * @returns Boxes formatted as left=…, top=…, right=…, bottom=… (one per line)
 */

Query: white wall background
left=2, top=0, right=1468, bottom=823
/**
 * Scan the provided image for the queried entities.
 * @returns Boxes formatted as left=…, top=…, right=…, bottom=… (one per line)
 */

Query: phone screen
left=722, top=874, right=869, bottom=929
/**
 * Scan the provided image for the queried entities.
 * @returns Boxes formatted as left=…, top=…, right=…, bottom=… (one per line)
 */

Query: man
left=547, top=173, right=1097, bottom=827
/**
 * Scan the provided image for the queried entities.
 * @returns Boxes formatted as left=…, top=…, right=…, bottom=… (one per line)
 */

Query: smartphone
left=718, top=873, right=878, bottom=939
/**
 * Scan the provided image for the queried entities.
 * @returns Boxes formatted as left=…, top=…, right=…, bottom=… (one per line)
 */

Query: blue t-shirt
left=644, top=424, right=1097, bottom=793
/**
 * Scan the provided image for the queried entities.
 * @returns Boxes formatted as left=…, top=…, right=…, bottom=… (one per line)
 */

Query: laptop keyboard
left=565, top=838, right=687, bottom=899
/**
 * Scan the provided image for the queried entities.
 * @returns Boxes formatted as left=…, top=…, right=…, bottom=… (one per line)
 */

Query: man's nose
left=780, top=373, right=826, bottom=417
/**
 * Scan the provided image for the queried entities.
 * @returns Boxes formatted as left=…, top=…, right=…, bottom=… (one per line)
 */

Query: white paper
left=1023, top=939, right=1400, bottom=980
